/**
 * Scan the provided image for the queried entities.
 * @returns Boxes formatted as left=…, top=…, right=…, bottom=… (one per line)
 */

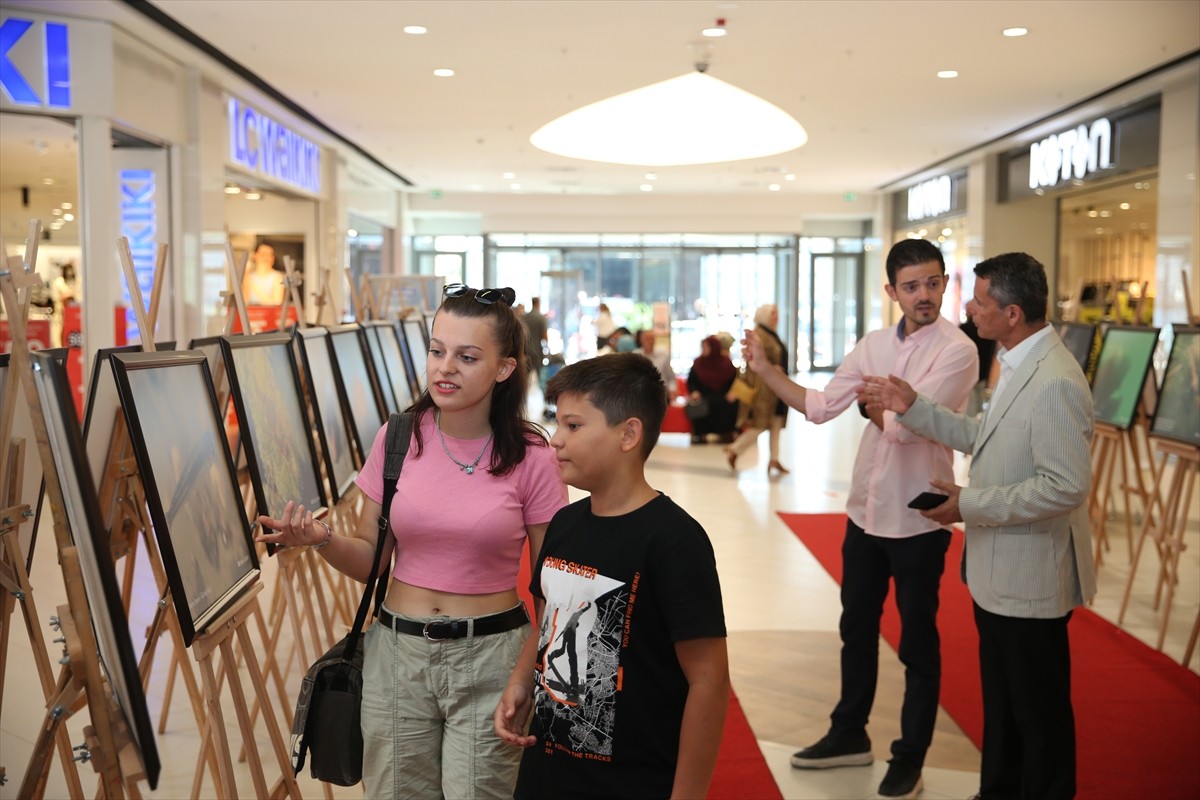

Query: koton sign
left=1028, top=117, right=1112, bottom=190
left=907, top=176, right=953, bottom=222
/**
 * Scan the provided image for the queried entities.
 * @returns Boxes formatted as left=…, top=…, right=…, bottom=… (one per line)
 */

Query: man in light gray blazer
left=862, top=252, right=1095, bottom=800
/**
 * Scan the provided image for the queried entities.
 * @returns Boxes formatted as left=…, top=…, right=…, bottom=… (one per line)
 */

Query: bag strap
left=341, top=411, right=412, bottom=661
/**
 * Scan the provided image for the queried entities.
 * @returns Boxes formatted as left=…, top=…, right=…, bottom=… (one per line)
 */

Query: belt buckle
left=422, top=620, right=449, bottom=641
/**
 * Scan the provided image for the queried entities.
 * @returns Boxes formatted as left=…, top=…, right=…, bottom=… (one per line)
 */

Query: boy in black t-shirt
left=494, top=353, right=729, bottom=800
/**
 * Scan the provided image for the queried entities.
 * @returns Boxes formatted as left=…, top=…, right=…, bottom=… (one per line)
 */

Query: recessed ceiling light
left=403, top=25, right=427, bottom=35
left=702, top=27, right=727, bottom=38
left=502, top=172, right=516, bottom=179
left=51, top=208, right=62, bottom=216
left=61, top=202, right=72, bottom=209
left=62, top=213, right=74, bottom=221
left=347, top=229, right=359, bottom=238
left=244, top=191, right=262, bottom=200
left=1119, top=202, right=1131, bottom=210
left=1088, top=210, right=1098, bottom=217
left=42, top=178, right=54, bottom=185
left=224, top=184, right=241, bottom=194
left=1002, top=27, right=1028, bottom=37
left=1099, top=210, right=1112, bottom=218
left=433, top=68, right=455, bottom=78
left=640, top=184, right=653, bottom=192
left=942, top=228, right=953, bottom=236
left=768, top=183, right=781, bottom=191
left=785, top=173, right=796, bottom=181
left=644, top=172, right=657, bottom=180
left=937, top=70, right=958, bottom=79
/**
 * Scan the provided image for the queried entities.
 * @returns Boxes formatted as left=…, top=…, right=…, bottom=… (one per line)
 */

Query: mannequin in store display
left=241, top=242, right=285, bottom=305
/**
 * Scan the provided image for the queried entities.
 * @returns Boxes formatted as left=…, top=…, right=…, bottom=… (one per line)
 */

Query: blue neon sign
left=120, top=169, right=156, bottom=342
left=228, top=97, right=321, bottom=193
left=0, top=17, right=70, bottom=108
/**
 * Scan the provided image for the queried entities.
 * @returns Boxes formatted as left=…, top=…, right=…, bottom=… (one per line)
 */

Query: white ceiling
left=142, top=0, right=1198, bottom=197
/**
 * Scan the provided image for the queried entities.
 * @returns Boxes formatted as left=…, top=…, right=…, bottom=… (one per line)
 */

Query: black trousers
left=830, top=519, right=950, bottom=767
left=974, top=603, right=1076, bottom=800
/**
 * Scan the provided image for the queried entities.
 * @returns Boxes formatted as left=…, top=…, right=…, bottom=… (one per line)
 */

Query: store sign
left=0, top=16, right=70, bottom=108
left=228, top=97, right=321, bottom=194
left=1028, top=117, right=1112, bottom=189
left=907, top=175, right=953, bottom=222
left=120, top=169, right=157, bottom=342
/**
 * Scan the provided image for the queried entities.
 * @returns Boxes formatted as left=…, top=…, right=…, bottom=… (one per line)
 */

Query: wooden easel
left=0, top=262, right=141, bottom=798
left=0, top=227, right=89, bottom=798
left=277, top=255, right=307, bottom=332
left=310, top=269, right=333, bottom=327
left=1117, top=438, right=1199, bottom=654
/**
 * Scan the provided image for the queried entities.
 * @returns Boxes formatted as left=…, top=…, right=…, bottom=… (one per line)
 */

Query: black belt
left=377, top=604, right=528, bottom=641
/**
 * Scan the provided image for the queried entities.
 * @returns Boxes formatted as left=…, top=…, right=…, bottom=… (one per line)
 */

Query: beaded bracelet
left=312, top=519, right=334, bottom=550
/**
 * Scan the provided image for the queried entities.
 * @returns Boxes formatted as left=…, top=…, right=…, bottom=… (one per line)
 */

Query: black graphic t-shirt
left=514, top=494, right=726, bottom=800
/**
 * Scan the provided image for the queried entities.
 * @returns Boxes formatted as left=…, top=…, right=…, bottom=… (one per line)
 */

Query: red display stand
left=0, top=317, right=51, bottom=352
left=232, top=304, right=299, bottom=334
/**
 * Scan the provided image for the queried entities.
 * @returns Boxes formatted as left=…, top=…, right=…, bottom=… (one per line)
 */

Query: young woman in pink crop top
left=257, top=284, right=567, bottom=798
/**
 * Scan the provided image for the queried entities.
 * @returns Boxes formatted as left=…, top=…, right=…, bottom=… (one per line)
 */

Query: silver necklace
left=435, top=411, right=493, bottom=475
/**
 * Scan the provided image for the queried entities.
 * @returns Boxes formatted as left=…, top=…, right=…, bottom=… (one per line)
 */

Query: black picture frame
left=400, top=317, right=429, bottom=394
left=365, top=320, right=417, bottom=411
left=1091, top=326, right=1160, bottom=430
left=361, top=322, right=399, bottom=414
left=327, top=323, right=386, bottom=464
left=220, top=333, right=328, bottom=535
left=295, top=327, right=358, bottom=502
left=1149, top=328, right=1200, bottom=446
left=30, top=352, right=162, bottom=789
left=110, top=351, right=259, bottom=646
left=1056, top=321, right=1097, bottom=381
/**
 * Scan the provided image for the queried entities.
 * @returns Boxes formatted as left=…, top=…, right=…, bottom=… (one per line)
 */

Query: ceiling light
left=224, top=184, right=241, bottom=194
left=347, top=228, right=359, bottom=238
left=640, top=184, right=653, bottom=192
left=937, top=70, right=958, bottom=79
left=433, top=68, right=455, bottom=78
left=49, top=221, right=64, bottom=229
left=785, top=173, right=797, bottom=181
left=530, top=70, right=807, bottom=166
left=244, top=191, right=262, bottom=200
left=61, top=202, right=72, bottom=209
left=644, top=172, right=657, bottom=180
left=42, top=178, right=54, bottom=185
left=51, top=208, right=62, bottom=216
left=702, top=19, right=728, bottom=37
left=1002, top=27, right=1028, bottom=37
left=502, top=172, right=515, bottom=179
left=1099, top=210, right=1112, bottom=217
left=1119, top=202, right=1131, bottom=210
left=942, top=228, right=953, bottom=236
left=768, top=183, right=781, bottom=191
left=403, top=25, right=427, bottom=34
left=62, top=213, right=74, bottom=221
left=1088, top=210, right=1098, bottom=217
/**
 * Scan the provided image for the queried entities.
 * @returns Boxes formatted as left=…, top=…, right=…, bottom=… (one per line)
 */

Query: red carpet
left=780, top=512, right=1200, bottom=800
left=517, top=543, right=781, bottom=800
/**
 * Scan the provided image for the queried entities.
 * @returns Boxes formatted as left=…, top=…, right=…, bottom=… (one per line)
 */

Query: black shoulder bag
left=290, top=411, right=413, bottom=785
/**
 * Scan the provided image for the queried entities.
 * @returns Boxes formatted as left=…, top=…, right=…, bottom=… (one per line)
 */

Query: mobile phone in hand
left=907, top=491, right=949, bottom=510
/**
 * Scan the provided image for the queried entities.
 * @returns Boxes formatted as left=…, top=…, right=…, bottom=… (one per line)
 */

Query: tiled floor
left=2, top=379, right=1196, bottom=799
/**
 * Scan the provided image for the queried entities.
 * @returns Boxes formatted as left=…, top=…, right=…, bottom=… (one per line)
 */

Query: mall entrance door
left=805, top=253, right=863, bottom=370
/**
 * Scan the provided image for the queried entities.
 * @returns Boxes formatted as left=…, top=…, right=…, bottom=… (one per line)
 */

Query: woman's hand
left=255, top=500, right=325, bottom=548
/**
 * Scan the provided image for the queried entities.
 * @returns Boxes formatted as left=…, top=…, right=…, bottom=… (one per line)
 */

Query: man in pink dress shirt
left=744, top=239, right=978, bottom=799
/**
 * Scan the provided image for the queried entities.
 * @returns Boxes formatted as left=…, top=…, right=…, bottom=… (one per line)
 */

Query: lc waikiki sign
left=1028, top=117, right=1112, bottom=190
left=0, top=16, right=70, bottom=108
left=228, top=97, right=321, bottom=194
left=120, top=169, right=157, bottom=343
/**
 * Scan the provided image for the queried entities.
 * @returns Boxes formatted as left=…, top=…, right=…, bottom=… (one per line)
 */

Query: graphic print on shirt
left=533, top=557, right=625, bottom=759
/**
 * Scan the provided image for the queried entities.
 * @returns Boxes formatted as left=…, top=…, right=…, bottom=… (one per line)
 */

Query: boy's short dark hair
left=544, top=353, right=667, bottom=459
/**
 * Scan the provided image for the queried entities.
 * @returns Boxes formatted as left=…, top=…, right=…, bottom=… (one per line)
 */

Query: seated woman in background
left=686, top=335, right=739, bottom=444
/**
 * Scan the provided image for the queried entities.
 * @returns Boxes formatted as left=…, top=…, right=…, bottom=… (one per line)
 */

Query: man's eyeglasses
left=443, top=283, right=515, bottom=307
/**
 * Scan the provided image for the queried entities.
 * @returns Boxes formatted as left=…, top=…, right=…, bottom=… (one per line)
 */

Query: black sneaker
left=790, top=731, right=873, bottom=769
left=877, top=757, right=923, bottom=799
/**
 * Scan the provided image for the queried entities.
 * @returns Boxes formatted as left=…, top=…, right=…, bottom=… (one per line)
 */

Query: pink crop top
left=355, top=414, right=567, bottom=594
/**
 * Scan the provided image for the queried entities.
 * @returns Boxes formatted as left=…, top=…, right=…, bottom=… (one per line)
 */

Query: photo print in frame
left=365, top=320, right=416, bottom=412
left=220, top=333, right=327, bottom=537
left=1055, top=321, right=1098, bottom=381
left=1150, top=328, right=1200, bottom=446
left=111, top=351, right=259, bottom=645
left=295, top=327, right=358, bottom=501
left=327, top=324, right=386, bottom=465
left=1090, top=326, right=1160, bottom=430
left=30, top=352, right=162, bottom=788
left=401, top=317, right=429, bottom=394
left=361, top=322, right=400, bottom=414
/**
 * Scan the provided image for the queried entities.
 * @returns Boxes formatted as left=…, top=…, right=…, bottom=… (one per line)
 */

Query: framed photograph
left=361, top=322, right=399, bottom=414
left=1150, top=328, right=1200, bottom=446
left=366, top=321, right=416, bottom=411
left=1091, top=326, right=1160, bottom=430
left=295, top=327, right=358, bottom=502
left=1056, top=321, right=1097, bottom=381
left=328, top=324, right=386, bottom=464
left=0, top=355, right=45, bottom=572
left=82, top=343, right=176, bottom=538
left=29, top=352, right=162, bottom=788
left=401, top=317, right=429, bottom=394
left=220, top=333, right=327, bottom=532
left=110, top=351, right=259, bottom=646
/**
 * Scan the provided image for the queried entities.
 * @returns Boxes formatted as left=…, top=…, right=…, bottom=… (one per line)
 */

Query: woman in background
left=686, top=335, right=738, bottom=444
left=726, top=304, right=789, bottom=475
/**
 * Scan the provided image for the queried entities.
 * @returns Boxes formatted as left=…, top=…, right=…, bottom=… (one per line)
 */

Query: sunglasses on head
left=442, top=283, right=515, bottom=307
